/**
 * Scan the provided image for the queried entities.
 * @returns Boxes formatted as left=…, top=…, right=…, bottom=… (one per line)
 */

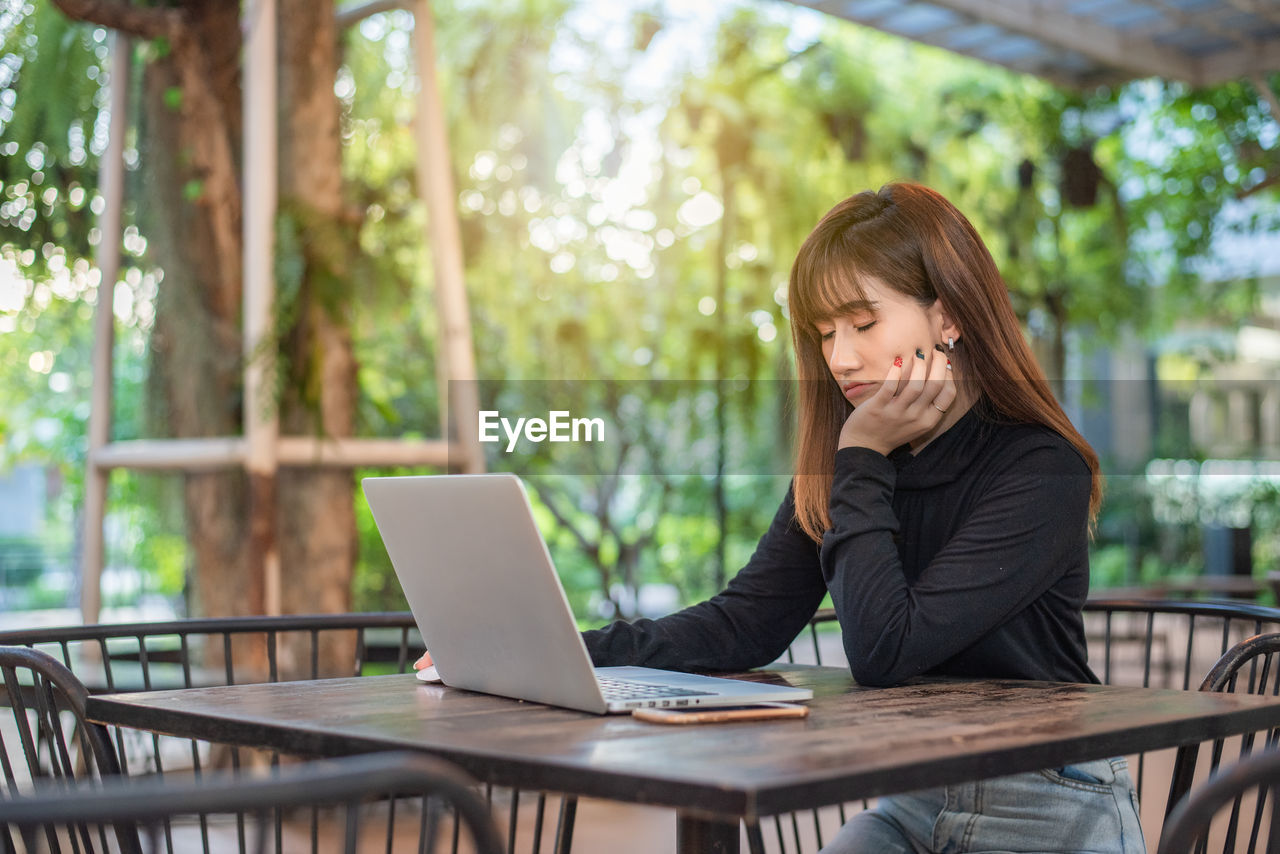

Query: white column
left=1188, top=389, right=1217, bottom=454
left=243, top=0, right=281, bottom=614
left=1260, top=386, right=1280, bottom=454
left=411, top=0, right=484, bottom=474
left=81, top=32, right=131, bottom=625
left=1227, top=387, right=1255, bottom=448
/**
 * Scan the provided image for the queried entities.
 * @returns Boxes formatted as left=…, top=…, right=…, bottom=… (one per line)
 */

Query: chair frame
left=1, top=645, right=123, bottom=787
left=1083, top=599, right=1280, bottom=692
left=0, top=612, right=428, bottom=690
left=0, top=613, right=575, bottom=854
left=1158, top=748, right=1280, bottom=854
left=0, top=751, right=506, bottom=854
left=2, top=645, right=132, bottom=854
left=1163, top=632, right=1280, bottom=845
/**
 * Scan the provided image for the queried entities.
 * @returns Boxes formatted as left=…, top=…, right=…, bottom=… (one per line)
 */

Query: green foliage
left=1, top=3, right=115, bottom=266
left=0, top=534, right=44, bottom=588
left=1088, top=544, right=1196, bottom=591
left=1117, top=77, right=1280, bottom=322
left=352, top=465, right=409, bottom=612
left=99, top=469, right=186, bottom=607
left=268, top=198, right=371, bottom=430
left=1, top=4, right=166, bottom=613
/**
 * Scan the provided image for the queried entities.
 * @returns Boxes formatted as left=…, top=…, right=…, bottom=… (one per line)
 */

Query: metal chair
left=1158, top=748, right=1280, bottom=854
left=0, top=751, right=506, bottom=854
left=1082, top=599, right=1280, bottom=694
left=1, top=645, right=123, bottom=790
left=1156, top=632, right=1280, bottom=853
left=1083, top=599, right=1280, bottom=814
left=0, top=614, right=430, bottom=803
left=1, top=645, right=129, bottom=854
left=0, top=614, right=575, bottom=853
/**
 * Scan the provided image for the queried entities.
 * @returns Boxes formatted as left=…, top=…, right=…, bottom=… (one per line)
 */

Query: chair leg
left=531, top=793, right=547, bottom=854
left=1167, top=743, right=1201, bottom=818
left=508, top=788, right=520, bottom=854
left=553, top=796, right=577, bottom=854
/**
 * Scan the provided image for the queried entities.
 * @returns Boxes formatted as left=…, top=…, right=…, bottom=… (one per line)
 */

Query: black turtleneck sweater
left=581, top=402, right=1098, bottom=687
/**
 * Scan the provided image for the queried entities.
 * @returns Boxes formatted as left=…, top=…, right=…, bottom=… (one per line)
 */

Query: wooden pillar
left=243, top=0, right=281, bottom=615
left=81, top=32, right=130, bottom=625
left=411, top=0, right=484, bottom=474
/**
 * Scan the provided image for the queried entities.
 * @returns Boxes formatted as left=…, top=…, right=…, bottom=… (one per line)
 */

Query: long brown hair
left=788, top=183, right=1101, bottom=541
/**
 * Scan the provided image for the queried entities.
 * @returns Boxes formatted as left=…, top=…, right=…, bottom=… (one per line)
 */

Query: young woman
left=576, top=183, right=1144, bottom=853
left=418, top=183, right=1144, bottom=852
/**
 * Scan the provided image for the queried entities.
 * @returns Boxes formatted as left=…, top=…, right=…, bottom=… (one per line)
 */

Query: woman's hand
left=414, top=651, right=434, bottom=670
left=838, top=348, right=957, bottom=455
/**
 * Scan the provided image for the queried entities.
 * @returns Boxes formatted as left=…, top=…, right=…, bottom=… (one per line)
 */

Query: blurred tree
left=1112, top=77, right=1280, bottom=326
left=7, top=0, right=358, bottom=620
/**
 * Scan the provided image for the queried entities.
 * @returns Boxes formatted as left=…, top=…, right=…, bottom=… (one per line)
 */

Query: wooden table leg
left=677, top=814, right=739, bottom=854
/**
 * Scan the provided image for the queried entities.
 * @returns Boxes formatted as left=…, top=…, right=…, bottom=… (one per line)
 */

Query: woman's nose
left=827, top=331, right=863, bottom=373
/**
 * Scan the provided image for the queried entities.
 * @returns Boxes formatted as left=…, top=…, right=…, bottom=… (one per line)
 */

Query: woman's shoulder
left=978, top=416, right=1090, bottom=477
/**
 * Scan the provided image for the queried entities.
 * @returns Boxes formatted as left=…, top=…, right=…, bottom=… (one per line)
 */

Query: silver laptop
left=362, top=474, right=813, bottom=715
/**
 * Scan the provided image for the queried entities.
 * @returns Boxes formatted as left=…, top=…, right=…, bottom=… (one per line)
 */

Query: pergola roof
left=787, top=0, right=1280, bottom=88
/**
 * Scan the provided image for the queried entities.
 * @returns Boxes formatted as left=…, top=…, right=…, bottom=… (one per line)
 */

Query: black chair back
left=0, top=614, right=575, bottom=854
left=1160, top=633, right=1280, bottom=853
left=0, top=645, right=122, bottom=787
left=0, top=751, right=506, bottom=854
left=1084, top=599, right=1280, bottom=692
left=1, top=645, right=130, bottom=854
left=1159, top=748, right=1280, bottom=854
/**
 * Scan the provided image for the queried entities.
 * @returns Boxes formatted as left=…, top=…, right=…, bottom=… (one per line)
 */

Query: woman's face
left=813, top=278, right=947, bottom=407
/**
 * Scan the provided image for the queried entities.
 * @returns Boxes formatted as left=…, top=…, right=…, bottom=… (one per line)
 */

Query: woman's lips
left=842, top=381, right=875, bottom=401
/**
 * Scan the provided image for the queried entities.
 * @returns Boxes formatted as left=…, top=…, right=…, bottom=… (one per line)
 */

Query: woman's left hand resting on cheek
left=838, top=347, right=956, bottom=456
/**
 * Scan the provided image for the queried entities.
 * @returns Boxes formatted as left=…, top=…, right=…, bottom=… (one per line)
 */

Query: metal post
left=81, top=32, right=131, bottom=625
left=411, top=0, right=484, bottom=474
left=243, top=0, right=281, bottom=615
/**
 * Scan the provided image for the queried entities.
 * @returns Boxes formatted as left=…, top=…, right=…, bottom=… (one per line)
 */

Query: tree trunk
left=132, top=5, right=252, bottom=622
left=52, top=1, right=359, bottom=678
left=275, top=0, right=357, bottom=674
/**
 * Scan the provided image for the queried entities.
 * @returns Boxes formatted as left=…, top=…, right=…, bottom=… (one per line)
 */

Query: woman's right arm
left=581, top=485, right=829, bottom=672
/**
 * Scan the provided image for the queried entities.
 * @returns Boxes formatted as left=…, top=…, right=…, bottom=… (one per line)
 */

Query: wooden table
left=86, top=665, right=1280, bottom=854
left=1094, top=576, right=1267, bottom=602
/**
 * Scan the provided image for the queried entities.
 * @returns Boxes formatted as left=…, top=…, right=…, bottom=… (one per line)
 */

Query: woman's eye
left=818, top=329, right=835, bottom=341
left=855, top=321, right=876, bottom=333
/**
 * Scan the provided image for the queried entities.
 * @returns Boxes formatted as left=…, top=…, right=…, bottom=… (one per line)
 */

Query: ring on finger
left=932, top=403, right=948, bottom=413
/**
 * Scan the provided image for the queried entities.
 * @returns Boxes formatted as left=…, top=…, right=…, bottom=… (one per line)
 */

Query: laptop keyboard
left=597, top=677, right=715, bottom=702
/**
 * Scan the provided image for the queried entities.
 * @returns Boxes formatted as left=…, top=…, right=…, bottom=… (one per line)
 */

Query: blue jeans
left=820, top=757, right=1145, bottom=854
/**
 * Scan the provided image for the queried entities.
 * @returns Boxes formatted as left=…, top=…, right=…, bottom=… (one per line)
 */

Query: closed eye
left=818, top=329, right=835, bottom=342
left=855, top=321, right=876, bottom=333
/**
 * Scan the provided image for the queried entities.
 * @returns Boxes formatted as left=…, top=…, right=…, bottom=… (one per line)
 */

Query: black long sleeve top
left=581, top=402, right=1098, bottom=687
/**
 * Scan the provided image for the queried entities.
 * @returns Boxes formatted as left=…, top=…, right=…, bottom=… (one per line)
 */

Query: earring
left=948, top=337, right=955, bottom=352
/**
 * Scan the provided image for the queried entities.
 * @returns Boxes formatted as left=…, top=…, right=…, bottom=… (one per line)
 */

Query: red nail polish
left=893, top=356, right=903, bottom=368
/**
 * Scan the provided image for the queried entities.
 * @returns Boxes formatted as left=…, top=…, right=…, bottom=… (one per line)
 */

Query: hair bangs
left=790, top=249, right=875, bottom=340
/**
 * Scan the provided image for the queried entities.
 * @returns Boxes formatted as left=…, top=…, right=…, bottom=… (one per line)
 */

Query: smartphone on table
left=632, top=702, right=809, bottom=724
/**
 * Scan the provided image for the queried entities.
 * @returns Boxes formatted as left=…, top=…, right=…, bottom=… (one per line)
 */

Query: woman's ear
left=928, top=301, right=962, bottom=347
left=941, top=317, right=962, bottom=348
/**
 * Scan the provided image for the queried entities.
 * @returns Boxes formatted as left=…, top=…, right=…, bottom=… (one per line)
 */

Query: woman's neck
left=909, top=381, right=976, bottom=455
